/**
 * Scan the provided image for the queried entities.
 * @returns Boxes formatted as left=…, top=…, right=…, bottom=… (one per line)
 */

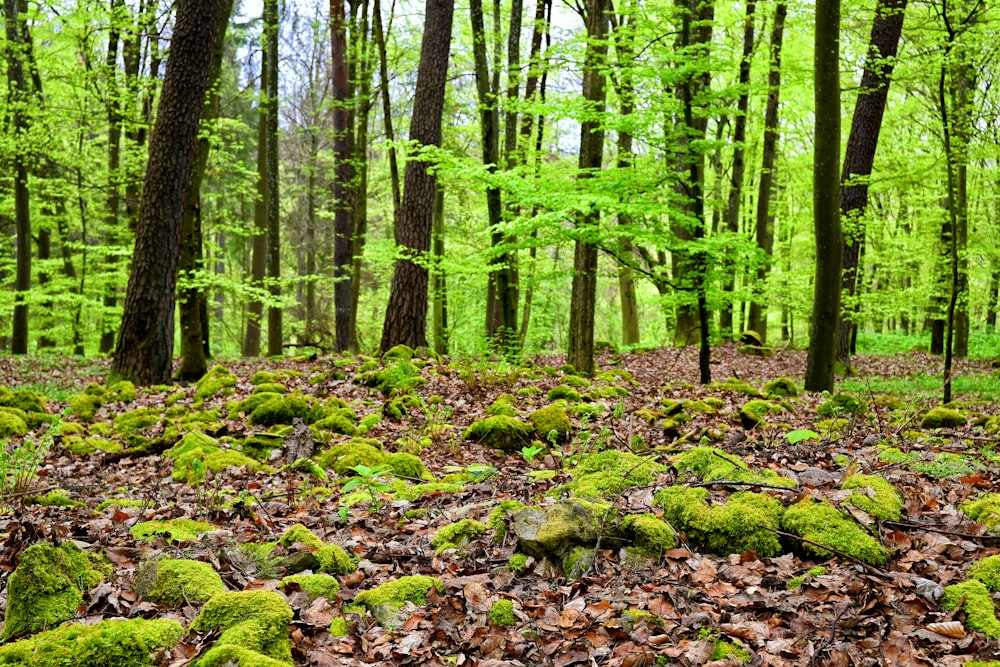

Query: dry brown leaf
left=926, top=621, right=966, bottom=639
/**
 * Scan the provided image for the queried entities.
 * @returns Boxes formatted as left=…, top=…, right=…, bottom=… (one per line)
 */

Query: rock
left=512, top=499, right=611, bottom=575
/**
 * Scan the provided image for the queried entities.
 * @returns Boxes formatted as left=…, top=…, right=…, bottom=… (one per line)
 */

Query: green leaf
left=786, top=429, right=820, bottom=445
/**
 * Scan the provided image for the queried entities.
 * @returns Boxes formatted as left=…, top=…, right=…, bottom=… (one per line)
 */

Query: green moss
left=0, top=388, right=46, bottom=414
left=227, top=392, right=282, bottom=420
left=683, top=399, right=717, bottom=414
left=528, top=405, right=572, bottom=443
left=713, top=377, right=763, bottom=397
left=962, top=494, right=1000, bottom=532
left=353, top=576, right=444, bottom=629
left=313, top=410, right=358, bottom=436
left=486, top=395, right=518, bottom=417
left=841, top=474, right=903, bottom=520
left=710, top=637, right=751, bottom=663
left=277, top=525, right=358, bottom=575
left=739, top=399, right=783, bottom=428
left=96, top=497, right=150, bottom=512
left=391, top=481, right=465, bottom=502
left=106, top=380, right=137, bottom=403
left=357, top=412, right=382, bottom=434
left=763, top=377, right=798, bottom=397
left=508, top=553, right=529, bottom=571
left=175, top=446, right=262, bottom=483
left=357, top=359, right=427, bottom=396
left=670, top=446, right=796, bottom=488
left=464, top=415, right=534, bottom=453
left=516, top=386, right=541, bottom=397
left=384, top=451, right=428, bottom=480
left=654, top=487, right=785, bottom=557
left=546, top=385, right=581, bottom=402
left=253, top=382, right=287, bottom=395
left=0, top=618, right=184, bottom=667
left=249, top=394, right=312, bottom=427
left=921, top=407, right=967, bottom=428
left=66, top=393, right=102, bottom=423
left=194, top=366, right=238, bottom=401
left=970, top=555, right=1000, bottom=591
left=251, top=371, right=281, bottom=385
left=131, top=518, right=214, bottom=543
left=190, top=590, right=294, bottom=666
left=287, top=457, right=329, bottom=481
left=136, top=558, right=226, bottom=606
left=941, top=579, right=1000, bottom=638
left=618, top=513, right=677, bottom=559
left=780, top=498, right=891, bottom=566
left=818, top=392, right=864, bottom=417
left=281, top=573, right=340, bottom=602
left=317, top=439, right=386, bottom=475
left=328, top=617, right=349, bottom=637
left=113, top=407, right=162, bottom=434
left=431, top=519, right=487, bottom=554
left=381, top=393, right=423, bottom=420
left=27, top=489, right=84, bottom=507
left=278, top=524, right=326, bottom=549
left=555, top=449, right=667, bottom=498
left=621, top=609, right=663, bottom=632
left=488, top=499, right=527, bottom=542
left=1, top=542, right=110, bottom=641
left=488, top=599, right=516, bottom=627
left=382, top=344, right=414, bottom=361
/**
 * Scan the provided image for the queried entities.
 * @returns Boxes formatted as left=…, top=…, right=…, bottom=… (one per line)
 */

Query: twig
left=808, top=600, right=852, bottom=667
left=881, top=519, right=1000, bottom=542
left=690, top=479, right=799, bottom=492
left=757, top=525, right=889, bottom=577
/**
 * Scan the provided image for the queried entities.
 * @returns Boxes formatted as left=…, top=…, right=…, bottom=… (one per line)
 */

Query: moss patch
left=353, top=575, right=444, bottom=629
left=739, top=399, right=784, bottom=428
left=970, top=555, right=1000, bottom=591
left=135, top=558, right=226, bottom=606
left=190, top=590, right=294, bottom=666
left=617, top=513, right=677, bottom=560
left=464, top=415, right=534, bottom=453
left=763, top=377, right=798, bottom=397
left=818, top=392, right=863, bottom=417
left=281, top=573, right=340, bottom=603
left=961, top=493, right=1000, bottom=533
left=841, top=474, right=904, bottom=520
left=671, top=446, right=795, bottom=488
left=249, top=394, right=313, bottom=426
left=556, top=449, right=667, bottom=498
left=430, top=519, right=487, bottom=554
left=528, top=404, right=573, bottom=443
left=2, top=542, right=110, bottom=641
left=488, top=599, right=516, bottom=627
left=0, top=618, right=184, bottom=667
left=654, top=487, right=784, bottom=557
left=194, top=365, right=238, bottom=401
left=921, top=407, right=967, bottom=429
left=130, top=518, right=214, bottom=543
left=546, top=385, right=582, bottom=402
left=277, top=524, right=358, bottom=575
left=67, top=394, right=103, bottom=423
left=941, top=579, right=1000, bottom=638
left=780, top=498, right=891, bottom=566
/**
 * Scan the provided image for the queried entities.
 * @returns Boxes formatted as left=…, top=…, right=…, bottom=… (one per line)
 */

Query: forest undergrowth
left=0, top=344, right=999, bottom=666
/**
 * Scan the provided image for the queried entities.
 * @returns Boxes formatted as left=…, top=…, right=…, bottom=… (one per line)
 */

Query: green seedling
left=342, top=463, right=395, bottom=513
left=520, top=444, right=545, bottom=463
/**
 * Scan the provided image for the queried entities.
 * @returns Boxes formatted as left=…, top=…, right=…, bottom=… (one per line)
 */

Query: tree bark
left=380, top=0, right=454, bottom=352
left=111, top=0, right=224, bottom=385
left=567, top=0, right=609, bottom=376
left=431, top=183, right=448, bottom=355
left=836, top=0, right=907, bottom=370
left=265, top=0, right=282, bottom=357
left=804, top=0, right=842, bottom=392
left=332, top=0, right=354, bottom=353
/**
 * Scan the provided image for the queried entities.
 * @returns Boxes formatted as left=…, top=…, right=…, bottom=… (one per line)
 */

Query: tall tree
left=4, top=0, right=30, bottom=354
left=110, top=0, right=224, bottom=385
left=379, top=0, right=454, bottom=352
left=177, top=0, right=235, bottom=380
left=566, top=0, right=609, bottom=375
left=265, top=0, right=282, bottom=357
left=331, top=0, right=354, bottom=354
left=836, top=0, right=907, bottom=370
left=804, top=0, right=842, bottom=392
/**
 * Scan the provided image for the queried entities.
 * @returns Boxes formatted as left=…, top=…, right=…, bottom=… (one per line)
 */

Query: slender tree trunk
left=349, top=0, right=372, bottom=353
left=111, top=0, right=224, bottom=385
left=177, top=0, right=233, bottom=380
left=836, top=0, right=907, bottom=369
left=431, top=183, right=448, bottom=355
left=988, top=262, right=1000, bottom=330
left=332, top=0, right=354, bottom=352
left=380, top=0, right=454, bottom=352
left=805, top=0, right=842, bottom=392
left=265, top=0, right=282, bottom=357
left=372, top=0, right=400, bottom=226
left=567, top=0, right=609, bottom=376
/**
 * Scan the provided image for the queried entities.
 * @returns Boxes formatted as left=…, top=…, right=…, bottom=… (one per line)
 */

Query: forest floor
left=1, top=344, right=1000, bottom=666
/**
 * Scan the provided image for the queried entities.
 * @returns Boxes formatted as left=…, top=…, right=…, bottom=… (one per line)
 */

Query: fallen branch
left=757, top=525, right=889, bottom=577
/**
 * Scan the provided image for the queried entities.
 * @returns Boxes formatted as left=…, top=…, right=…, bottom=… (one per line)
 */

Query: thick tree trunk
left=805, top=0, right=842, bottom=392
left=566, top=0, right=609, bottom=376
left=177, top=0, right=233, bottom=380
left=111, top=0, right=223, bottom=385
left=836, top=0, right=907, bottom=369
left=380, top=0, right=454, bottom=352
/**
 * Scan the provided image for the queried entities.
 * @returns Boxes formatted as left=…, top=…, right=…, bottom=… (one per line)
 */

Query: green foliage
left=0, top=433, right=51, bottom=510
left=341, top=464, right=395, bottom=512
left=786, top=429, right=819, bottom=444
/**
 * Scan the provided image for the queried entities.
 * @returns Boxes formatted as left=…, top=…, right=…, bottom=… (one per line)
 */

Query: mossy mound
left=488, top=599, right=516, bottom=627
left=253, top=382, right=287, bottom=395
left=2, top=541, right=110, bottom=641
left=62, top=435, right=124, bottom=456
left=654, top=487, right=784, bottom=557
left=194, top=365, right=238, bottom=401
left=382, top=344, right=415, bottom=361
left=528, top=404, right=573, bottom=443
left=970, top=555, right=1000, bottom=591
left=464, top=415, right=534, bottom=453
left=713, top=377, right=763, bottom=397
left=841, top=474, right=904, bottom=520
left=164, top=431, right=263, bottom=483
left=385, top=451, right=429, bottom=480
left=130, top=518, right=214, bottom=543
left=251, top=370, right=281, bottom=385
left=249, top=394, right=313, bottom=426
left=353, top=575, right=444, bottom=629
left=431, top=519, right=487, bottom=554
left=763, top=377, right=798, bottom=398
left=920, top=407, right=967, bottom=429
left=739, top=399, right=784, bottom=428
left=486, top=395, right=518, bottom=417
left=281, top=573, right=340, bottom=603
left=617, top=513, right=677, bottom=561
left=356, top=358, right=427, bottom=396
left=738, top=344, right=774, bottom=357
left=382, top=393, right=423, bottom=420
left=227, top=392, right=282, bottom=420
left=106, top=380, right=137, bottom=403
left=546, top=385, right=582, bottom=402
left=67, top=394, right=103, bottom=423
left=313, top=410, right=358, bottom=436
left=317, top=438, right=385, bottom=475
left=0, top=388, right=47, bottom=414
left=961, top=494, right=1000, bottom=533
left=941, top=579, right=1000, bottom=638
left=556, top=449, right=667, bottom=498
left=135, top=558, right=226, bottom=606
left=0, top=618, right=184, bottom=667
left=113, top=407, right=162, bottom=435
left=818, top=392, right=864, bottom=417
left=780, top=498, right=891, bottom=566
left=190, top=590, right=294, bottom=667
left=671, top=446, right=796, bottom=488
left=277, top=524, right=358, bottom=575
left=512, top=499, right=612, bottom=577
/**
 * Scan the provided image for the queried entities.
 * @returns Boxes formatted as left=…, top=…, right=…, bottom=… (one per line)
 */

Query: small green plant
left=786, top=429, right=819, bottom=445
left=520, top=444, right=544, bottom=463
left=341, top=464, right=395, bottom=513
left=0, top=433, right=52, bottom=511
left=442, top=463, right=499, bottom=481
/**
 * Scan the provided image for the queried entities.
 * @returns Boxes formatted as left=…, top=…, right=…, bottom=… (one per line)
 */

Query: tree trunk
left=177, top=0, right=233, bottom=380
left=111, top=0, right=224, bottom=385
left=748, top=1, right=786, bottom=341
left=836, top=0, right=907, bottom=370
left=265, top=0, right=282, bottom=357
left=804, top=0, right=842, bottom=392
left=380, top=0, right=454, bottom=352
left=431, top=183, right=448, bottom=355
left=332, top=0, right=354, bottom=353
left=349, top=0, right=372, bottom=354
left=4, top=0, right=30, bottom=355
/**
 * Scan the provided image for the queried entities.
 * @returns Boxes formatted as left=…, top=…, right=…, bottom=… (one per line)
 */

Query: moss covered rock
left=130, top=518, right=214, bottom=543
left=430, top=519, right=487, bottom=554
left=528, top=404, right=573, bottom=443
left=277, top=524, right=358, bottom=575
left=67, top=394, right=103, bottom=423
left=671, top=446, right=795, bottom=488
left=353, top=575, right=444, bottom=629
left=135, top=558, right=226, bottom=606
left=546, top=385, right=582, bottom=402
left=464, top=415, right=534, bottom=453
left=713, top=377, right=763, bottom=397
left=655, top=487, right=785, bottom=557
left=556, top=449, right=667, bottom=498
left=818, top=392, right=864, bottom=417
left=941, top=579, right=1000, bottom=638
left=486, top=395, right=518, bottom=417
left=617, top=513, right=677, bottom=561
left=2, top=542, right=110, bottom=641
left=384, top=451, right=428, bottom=480
left=780, top=497, right=891, bottom=566
left=961, top=493, right=1000, bottom=533
left=194, top=365, right=238, bottom=401
left=249, top=394, right=312, bottom=426
left=0, top=388, right=46, bottom=414
left=921, top=407, right=967, bottom=429
left=0, top=618, right=183, bottom=667
left=739, top=399, right=783, bottom=429
left=190, top=590, right=294, bottom=666
left=317, top=438, right=385, bottom=475
left=313, top=410, right=358, bottom=436
left=281, top=573, right=340, bottom=603
left=763, top=377, right=798, bottom=397
left=512, top=499, right=613, bottom=575
left=106, top=380, right=137, bottom=403
left=841, top=474, right=904, bottom=520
